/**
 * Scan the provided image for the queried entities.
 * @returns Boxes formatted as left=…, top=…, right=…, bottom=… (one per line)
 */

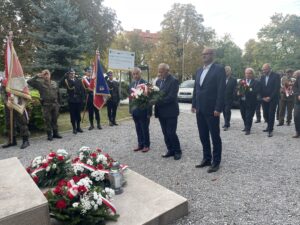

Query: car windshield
left=180, top=80, right=195, bottom=88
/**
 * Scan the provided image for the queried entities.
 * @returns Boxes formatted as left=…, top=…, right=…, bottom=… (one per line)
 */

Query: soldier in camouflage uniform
left=1, top=83, right=30, bottom=149
left=27, top=69, right=62, bottom=141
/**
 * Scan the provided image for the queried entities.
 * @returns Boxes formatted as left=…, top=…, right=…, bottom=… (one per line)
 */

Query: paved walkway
left=1, top=104, right=299, bottom=225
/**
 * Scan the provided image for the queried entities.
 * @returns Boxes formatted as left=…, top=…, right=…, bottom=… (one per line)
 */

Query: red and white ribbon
left=101, top=196, right=117, bottom=214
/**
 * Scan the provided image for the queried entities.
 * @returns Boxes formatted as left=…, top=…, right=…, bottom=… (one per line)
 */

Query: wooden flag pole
left=9, top=108, right=13, bottom=144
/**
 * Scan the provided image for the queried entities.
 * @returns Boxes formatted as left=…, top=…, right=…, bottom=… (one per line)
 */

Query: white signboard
left=108, top=49, right=135, bottom=70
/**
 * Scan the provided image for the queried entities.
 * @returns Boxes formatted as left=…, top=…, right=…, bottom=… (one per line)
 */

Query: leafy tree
left=30, top=0, right=91, bottom=79
left=215, top=34, right=244, bottom=78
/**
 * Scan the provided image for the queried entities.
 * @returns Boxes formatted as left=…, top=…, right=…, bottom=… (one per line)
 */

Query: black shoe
left=113, top=121, right=118, bottom=126
left=222, top=125, right=225, bottom=128
left=195, top=160, right=211, bottom=168
left=2, top=139, right=17, bottom=148
left=47, top=132, right=53, bottom=141
left=245, top=131, right=250, bottom=135
left=97, top=124, right=102, bottom=130
left=88, top=125, right=94, bottom=130
left=77, top=128, right=83, bottom=133
left=20, top=137, right=30, bottom=149
left=109, top=121, right=114, bottom=126
left=207, top=164, right=220, bottom=173
left=162, top=152, right=174, bottom=158
left=73, top=129, right=77, bottom=134
left=255, top=120, right=261, bottom=123
left=53, top=130, right=62, bottom=138
left=277, top=123, right=283, bottom=126
left=268, top=132, right=273, bottom=137
left=242, top=128, right=246, bottom=132
left=223, top=127, right=228, bottom=131
left=287, top=122, right=291, bottom=126
left=263, top=129, right=269, bottom=132
left=174, top=153, right=182, bottom=160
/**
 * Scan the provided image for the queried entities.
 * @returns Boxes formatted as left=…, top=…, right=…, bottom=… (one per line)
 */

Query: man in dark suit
left=260, top=63, right=281, bottom=137
left=129, top=67, right=152, bottom=153
left=155, top=63, right=182, bottom=160
left=106, top=70, right=120, bottom=126
left=192, top=48, right=226, bottom=173
left=223, top=66, right=237, bottom=131
left=238, top=68, right=260, bottom=135
left=292, top=70, right=300, bottom=138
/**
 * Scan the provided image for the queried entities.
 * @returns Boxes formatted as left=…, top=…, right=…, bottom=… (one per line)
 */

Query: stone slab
left=107, top=169, right=188, bottom=225
left=0, top=157, right=50, bottom=225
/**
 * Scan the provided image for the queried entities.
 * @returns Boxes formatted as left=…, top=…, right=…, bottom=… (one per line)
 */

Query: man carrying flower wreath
left=129, top=67, right=152, bottom=153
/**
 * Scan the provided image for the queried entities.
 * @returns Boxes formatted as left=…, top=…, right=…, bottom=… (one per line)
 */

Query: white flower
left=93, top=204, right=98, bottom=210
left=73, top=164, right=84, bottom=175
left=96, top=198, right=102, bottom=206
left=57, top=149, right=68, bottom=156
left=80, top=195, right=92, bottom=214
left=79, top=146, right=91, bottom=152
left=249, top=88, right=253, bottom=91
left=91, top=171, right=105, bottom=181
left=52, top=164, right=57, bottom=169
left=87, top=159, right=93, bottom=165
left=46, top=166, right=51, bottom=172
left=72, top=202, right=79, bottom=208
left=32, top=156, right=43, bottom=168
left=77, top=177, right=93, bottom=189
left=153, top=86, right=160, bottom=91
left=104, top=187, right=115, bottom=199
left=42, top=159, right=47, bottom=164
left=96, top=154, right=107, bottom=164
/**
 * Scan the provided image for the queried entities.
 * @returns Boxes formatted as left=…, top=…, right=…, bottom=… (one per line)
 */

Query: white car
left=177, top=80, right=195, bottom=102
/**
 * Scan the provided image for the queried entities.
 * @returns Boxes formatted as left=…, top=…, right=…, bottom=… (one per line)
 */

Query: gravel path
left=1, top=107, right=300, bottom=225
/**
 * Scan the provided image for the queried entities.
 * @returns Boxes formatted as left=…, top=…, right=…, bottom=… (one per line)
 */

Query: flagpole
left=8, top=31, right=14, bottom=144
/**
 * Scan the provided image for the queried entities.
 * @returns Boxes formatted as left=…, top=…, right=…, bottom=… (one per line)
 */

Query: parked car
left=178, top=80, right=195, bottom=102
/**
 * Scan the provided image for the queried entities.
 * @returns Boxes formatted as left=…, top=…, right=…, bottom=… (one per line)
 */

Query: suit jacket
left=192, top=63, right=226, bottom=115
left=239, top=79, right=260, bottom=108
left=224, top=76, right=237, bottom=104
left=106, top=80, right=120, bottom=104
left=129, top=79, right=152, bottom=117
left=63, top=78, right=84, bottom=104
left=293, top=76, right=300, bottom=105
left=154, top=74, right=179, bottom=118
left=260, top=71, right=281, bottom=101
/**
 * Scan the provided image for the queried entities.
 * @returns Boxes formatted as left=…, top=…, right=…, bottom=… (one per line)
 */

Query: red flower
left=108, top=162, right=113, bottom=168
left=48, top=152, right=56, bottom=157
left=72, top=176, right=81, bottom=183
left=33, top=176, right=39, bottom=184
left=57, top=155, right=64, bottom=161
left=97, top=164, right=104, bottom=170
left=26, top=167, right=31, bottom=173
left=72, top=157, right=80, bottom=163
left=41, top=162, right=49, bottom=168
left=90, top=152, right=97, bottom=158
left=78, top=185, right=88, bottom=193
left=56, top=199, right=67, bottom=209
left=79, top=174, right=88, bottom=179
left=53, top=186, right=63, bottom=195
left=104, top=153, right=110, bottom=158
left=58, top=179, right=67, bottom=187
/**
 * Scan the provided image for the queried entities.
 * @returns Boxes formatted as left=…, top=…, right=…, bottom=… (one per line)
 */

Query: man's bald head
left=262, top=63, right=271, bottom=75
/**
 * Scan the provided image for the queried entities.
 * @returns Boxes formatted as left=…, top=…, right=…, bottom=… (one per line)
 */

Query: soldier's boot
left=53, top=130, right=62, bottom=138
left=47, top=131, right=53, bottom=141
left=77, top=122, right=83, bottom=133
left=2, top=136, right=17, bottom=148
left=72, top=123, right=77, bottom=134
left=20, top=136, right=30, bottom=149
left=88, top=122, right=94, bottom=130
left=97, top=120, right=102, bottom=130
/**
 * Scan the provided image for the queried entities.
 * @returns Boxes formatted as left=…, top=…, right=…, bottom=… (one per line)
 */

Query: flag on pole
left=92, top=51, right=110, bottom=109
left=4, top=36, right=31, bottom=114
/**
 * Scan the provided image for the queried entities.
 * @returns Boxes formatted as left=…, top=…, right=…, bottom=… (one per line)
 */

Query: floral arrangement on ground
left=26, top=146, right=128, bottom=225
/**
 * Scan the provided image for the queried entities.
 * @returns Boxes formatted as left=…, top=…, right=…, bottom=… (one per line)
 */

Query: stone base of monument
left=107, top=169, right=188, bottom=225
left=0, top=157, right=50, bottom=225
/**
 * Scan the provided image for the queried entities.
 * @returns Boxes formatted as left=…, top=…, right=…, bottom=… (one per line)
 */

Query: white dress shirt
left=200, top=63, right=213, bottom=86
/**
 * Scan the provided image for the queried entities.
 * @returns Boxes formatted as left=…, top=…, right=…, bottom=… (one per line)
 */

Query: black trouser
left=158, top=116, right=181, bottom=155
left=262, top=99, right=278, bottom=132
left=4, top=106, right=29, bottom=138
left=240, top=101, right=256, bottom=131
left=294, top=104, right=300, bottom=134
left=279, top=97, right=294, bottom=124
left=106, top=101, right=118, bottom=123
left=196, top=111, right=222, bottom=165
left=256, top=101, right=262, bottom=121
left=223, top=102, right=232, bottom=127
left=133, top=115, right=150, bottom=148
left=88, top=101, right=100, bottom=125
left=69, top=102, right=82, bottom=129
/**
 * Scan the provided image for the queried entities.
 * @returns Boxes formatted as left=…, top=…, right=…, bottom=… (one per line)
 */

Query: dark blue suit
left=155, top=74, right=181, bottom=155
left=192, top=63, right=226, bottom=165
left=129, top=79, right=151, bottom=148
left=260, top=72, right=281, bottom=132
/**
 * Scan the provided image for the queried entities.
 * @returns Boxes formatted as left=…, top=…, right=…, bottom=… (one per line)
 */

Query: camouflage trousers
left=5, top=106, right=30, bottom=138
left=42, top=103, right=60, bottom=132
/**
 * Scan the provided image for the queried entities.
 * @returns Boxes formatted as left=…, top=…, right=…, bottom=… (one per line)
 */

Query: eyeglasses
left=202, top=53, right=213, bottom=56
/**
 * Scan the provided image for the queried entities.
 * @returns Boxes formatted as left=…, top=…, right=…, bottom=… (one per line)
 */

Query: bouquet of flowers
left=238, top=79, right=252, bottom=96
left=46, top=176, right=118, bottom=225
left=26, top=149, right=71, bottom=187
left=129, top=83, right=162, bottom=109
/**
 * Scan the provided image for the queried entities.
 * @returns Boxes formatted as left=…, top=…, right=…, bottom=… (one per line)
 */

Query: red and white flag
left=4, top=37, right=31, bottom=113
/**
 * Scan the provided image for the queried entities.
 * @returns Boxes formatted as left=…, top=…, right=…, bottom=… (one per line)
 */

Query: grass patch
left=0, top=104, right=130, bottom=144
